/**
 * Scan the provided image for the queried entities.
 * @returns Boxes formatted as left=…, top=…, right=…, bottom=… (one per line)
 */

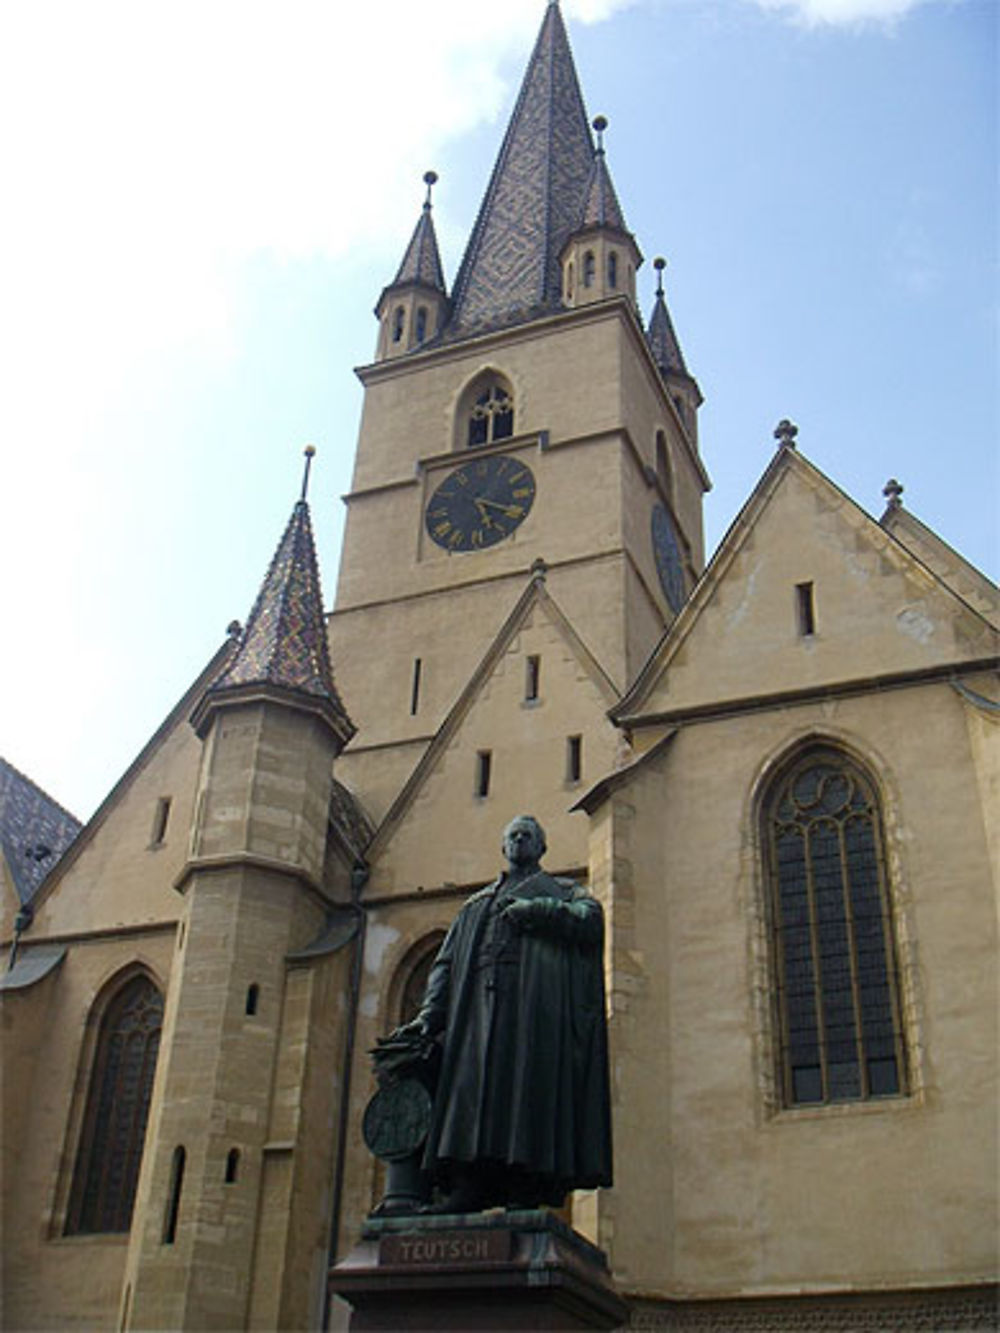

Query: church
left=1, top=4, right=997, bottom=1329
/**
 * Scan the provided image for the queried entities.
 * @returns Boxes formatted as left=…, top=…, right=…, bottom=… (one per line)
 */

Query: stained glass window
left=764, top=750, right=906, bottom=1108
left=66, top=974, right=163, bottom=1234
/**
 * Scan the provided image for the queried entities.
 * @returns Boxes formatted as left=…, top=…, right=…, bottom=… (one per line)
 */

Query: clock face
left=425, top=455, right=536, bottom=552
left=651, top=504, right=686, bottom=613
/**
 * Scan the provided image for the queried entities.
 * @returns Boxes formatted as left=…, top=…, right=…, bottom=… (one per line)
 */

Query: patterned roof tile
left=211, top=500, right=353, bottom=738
left=392, top=197, right=446, bottom=294
left=579, top=147, right=628, bottom=234
left=648, top=288, right=689, bottom=378
left=0, top=757, right=82, bottom=905
left=446, top=2, right=595, bottom=340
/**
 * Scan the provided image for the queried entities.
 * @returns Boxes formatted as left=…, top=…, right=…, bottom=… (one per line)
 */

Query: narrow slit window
left=392, top=307, right=405, bottom=343
left=583, top=251, right=595, bottom=288
left=245, top=984, right=259, bottom=1017
left=151, top=797, right=171, bottom=847
left=796, top=582, right=816, bottom=637
left=525, top=655, right=541, bottom=702
left=225, top=1149, right=240, bottom=1184
left=410, top=658, right=422, bottom=716
left=163, top=1146, right=186, bottom=1244
left=608, top=251, right=618, bottom=289
left=476, top=751, right=492, bottom=798
left=415, top=307, right=427, bottom=344
left=567, top=735, right=583, bottom=784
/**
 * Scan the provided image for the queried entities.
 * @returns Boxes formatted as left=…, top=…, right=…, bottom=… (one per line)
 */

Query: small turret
left=560, top=117, right=642, bottom=310
left=375, top=171, right=449, bottom=360
left=647, top=256, right=702, bottom=441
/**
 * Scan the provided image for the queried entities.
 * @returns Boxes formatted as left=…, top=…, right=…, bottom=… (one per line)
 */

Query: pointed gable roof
left=197, top=499, right=354, bottom=744
left=614, top=445, right=1000, bottom=727
left=0, top=758, right=81, bottom=906
left=446, top=1, right=595, bottom=339
left=390, top=182, right=446, bottom=295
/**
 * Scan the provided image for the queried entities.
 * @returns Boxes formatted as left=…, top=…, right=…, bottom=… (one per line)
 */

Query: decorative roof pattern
left=0, top=757, right=82, bottom=905
left=579, top=146, right=628, bottom=233
left=392, top=194, right=446, bottom=294
left=446, top=1, right=595, bottom=339
left=212, top=500, right=352, bottom=731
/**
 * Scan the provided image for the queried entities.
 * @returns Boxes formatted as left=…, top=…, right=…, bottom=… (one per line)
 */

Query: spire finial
left=774, top=419, right=798, bottom=450
left=883, top=478, right=904, bottom=509
left=423, top=169, right=438, bottom=210
left=300, top=444, right=316, bottom=502
left=592, top=114, right=607, bottom=154
left=653, top=256, right=666, bottom=298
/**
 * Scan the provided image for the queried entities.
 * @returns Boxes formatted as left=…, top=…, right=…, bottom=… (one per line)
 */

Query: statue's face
left=503, top=818, right=543, bottom=868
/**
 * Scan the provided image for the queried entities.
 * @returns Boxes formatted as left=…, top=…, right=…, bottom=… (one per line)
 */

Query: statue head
left=502, top=816, right=546, bottom=871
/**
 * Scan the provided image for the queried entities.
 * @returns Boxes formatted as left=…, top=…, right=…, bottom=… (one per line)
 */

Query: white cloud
left=752, top=0, right=931, bottom=24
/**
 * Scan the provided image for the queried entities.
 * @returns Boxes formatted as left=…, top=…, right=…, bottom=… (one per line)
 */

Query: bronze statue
left=367, top=815, right=612, bottom=1213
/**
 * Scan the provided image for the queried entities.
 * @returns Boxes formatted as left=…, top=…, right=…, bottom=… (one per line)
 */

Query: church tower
left=328, top=0, right=709, bottom=888
left=120, top=475, right=358, bottom=1331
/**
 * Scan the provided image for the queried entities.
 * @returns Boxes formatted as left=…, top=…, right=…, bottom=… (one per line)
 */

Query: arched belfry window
left=608, top=251, right=618, bottom=289
left=763, top=748, right=906, bottom=1108
left=583, top=251, right=595, bottom=288
left=465, top=377, right=514, bottom=448
left=66, top=974, right=164, bottom=1234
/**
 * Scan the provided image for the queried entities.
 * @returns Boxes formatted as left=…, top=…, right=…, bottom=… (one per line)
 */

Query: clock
left=425, top=455, right=536, bottom=552
left=651, top=504, right=686, bottom=612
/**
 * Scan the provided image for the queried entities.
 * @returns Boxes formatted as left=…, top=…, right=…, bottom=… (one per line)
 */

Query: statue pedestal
left=329, top=1209, right=628, bottom=1331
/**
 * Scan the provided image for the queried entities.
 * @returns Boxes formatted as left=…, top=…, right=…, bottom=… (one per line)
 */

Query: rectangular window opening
left=567, top=735, right=583, bottom=784
left=162, top=1146, right=186, bottom=1245
left=796, top=582, right=816, bottom=637
left=476, top=750, right=492, bottom=799
left=151, top=796, right=171, bottom=847
left=410, top=658, right=422, bottom=716
left=525, top=655, right=541, bottom=702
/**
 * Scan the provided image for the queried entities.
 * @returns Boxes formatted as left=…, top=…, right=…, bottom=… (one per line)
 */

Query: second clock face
left=425, top=455, right=536, bottom=552
left=651, top=503, right=686, bottom=613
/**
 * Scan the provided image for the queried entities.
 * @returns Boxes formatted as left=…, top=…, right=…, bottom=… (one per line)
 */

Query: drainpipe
left=322, top=861, right=369, bottom=1330
left=7, top=904, right=34, bottom=972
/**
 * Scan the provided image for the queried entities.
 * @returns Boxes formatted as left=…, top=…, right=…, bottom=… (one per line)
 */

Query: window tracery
left=763, top=748, right=906, bottom=1107
left=65, top=974, right=163, bottom=1234
left=467, top=382, right=514, bottom=447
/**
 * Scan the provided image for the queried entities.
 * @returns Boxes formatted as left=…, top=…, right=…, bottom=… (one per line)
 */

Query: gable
left=620, top=450, right=998, bottom=724
left=365, top=580, right=620, bottom=896
left=25, top=645, right=232, bottom=941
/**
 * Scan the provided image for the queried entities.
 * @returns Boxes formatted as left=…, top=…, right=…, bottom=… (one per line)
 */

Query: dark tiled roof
left=211, top=501, right=353, bottom=736
left=392, top=199, right=446, bottom=294
left=579, top=147, right=628, bottom=233
left=328, top=778, right=375, bottom=861
left=0, top=757, right=82, bottom=905
left=647, top=289, right=689, bottom=377
left=446, top=1, right=595, bottom=340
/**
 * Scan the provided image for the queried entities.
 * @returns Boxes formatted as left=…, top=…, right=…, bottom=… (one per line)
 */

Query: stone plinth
left=329, top=1209, right=628, bottom=1331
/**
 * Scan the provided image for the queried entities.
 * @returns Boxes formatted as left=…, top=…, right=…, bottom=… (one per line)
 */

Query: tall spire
left=194, top=452, right=354, bottom=745
left=391, top=170, right=446, bottom=294
left=647, top=257, right=689, bottom=377
left=447, top=2, right=595, bottom=338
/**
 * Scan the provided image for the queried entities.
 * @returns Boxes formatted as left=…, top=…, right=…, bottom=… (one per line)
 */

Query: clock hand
left=472, top=498, right=495, bottom=528
left=475, top=497, right=523, bottom=518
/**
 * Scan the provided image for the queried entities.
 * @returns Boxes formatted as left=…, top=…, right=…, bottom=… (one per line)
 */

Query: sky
left=1, top=0, right=996, bottom=821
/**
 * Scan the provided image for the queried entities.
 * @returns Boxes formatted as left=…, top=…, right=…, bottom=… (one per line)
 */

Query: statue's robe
left=417, top=870, right=612, bottom=1198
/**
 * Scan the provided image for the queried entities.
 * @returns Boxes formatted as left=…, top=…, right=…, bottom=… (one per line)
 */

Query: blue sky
left=1, top=0, right=996, bottom=820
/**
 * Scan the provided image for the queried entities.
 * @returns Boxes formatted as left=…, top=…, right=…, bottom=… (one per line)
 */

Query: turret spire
left=647, top=257, right=689, bottom=377
left=390, top=171, right=446, bottom=293
left=578, top=115, right=629, bottom=234
left=194, top=453, right=354, bottom=745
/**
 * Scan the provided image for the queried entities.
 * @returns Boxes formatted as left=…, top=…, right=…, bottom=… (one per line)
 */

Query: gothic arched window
left=467, top=382, right=514, bottom=448
left=415, top=306, right=428, bottom=344
left=583, top=251, right=595, bottom=288
left=608, top=251, right=618, bottom=289
left=397, top=932, right=446, bottom=1025
left=392, top=307, right=405, bottom=343
left=65, top=974, right=164, bottom=1234
left=763, top=748, right=906, bottom=1108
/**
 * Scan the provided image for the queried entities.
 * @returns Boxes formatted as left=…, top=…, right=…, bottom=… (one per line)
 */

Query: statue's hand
left=380, top=1016, right=428, bottom=1046
left=502, top=897, right=556, bottom=933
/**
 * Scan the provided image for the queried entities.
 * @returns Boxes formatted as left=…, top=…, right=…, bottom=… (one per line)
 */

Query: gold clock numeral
left=511, top=487, right=532, bottom=500
left=471, top=529, right=485, bottom=548
left=506, top=504, right=524, bottom=518
left=448, top=529, right=464, bottom=548
left=434, top=521, right=451, bottom=537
